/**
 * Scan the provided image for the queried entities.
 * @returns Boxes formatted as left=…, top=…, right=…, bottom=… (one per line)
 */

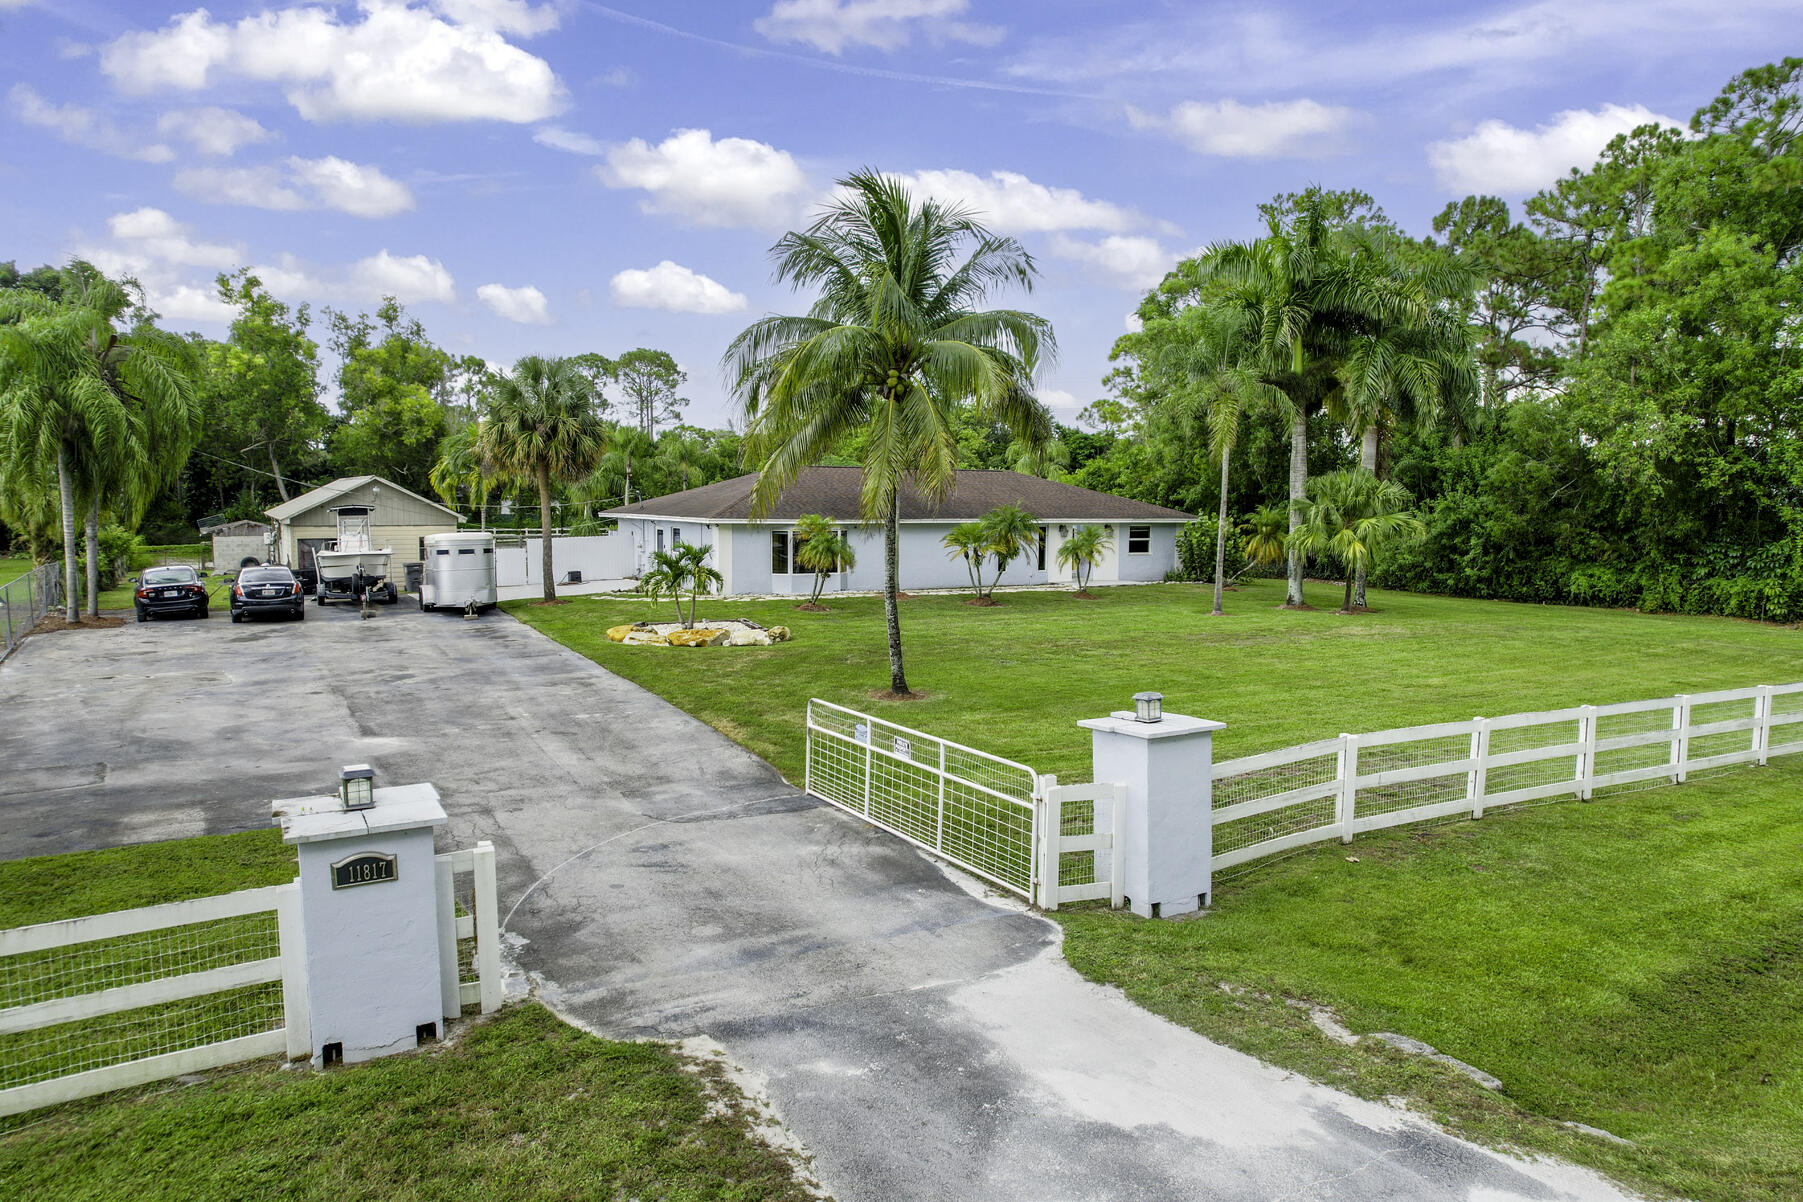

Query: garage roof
left=601, top=468, right=1194, bottom=522
left=267, top=475, right=463, bottom=523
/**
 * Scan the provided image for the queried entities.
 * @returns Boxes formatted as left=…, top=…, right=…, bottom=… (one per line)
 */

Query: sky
left=0, top=0, right=1795, bottom=428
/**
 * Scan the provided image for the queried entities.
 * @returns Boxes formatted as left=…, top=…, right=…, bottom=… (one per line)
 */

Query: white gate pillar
left=272, top=774, right=448, bottom=1067
left=1080, top=697, right=1223, bottom=918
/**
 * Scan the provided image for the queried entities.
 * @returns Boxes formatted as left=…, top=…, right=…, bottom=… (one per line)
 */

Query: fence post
left=1079, top=703, right=1223, bottom=918
left=275, top=881, right=311, bottom=1061
left=1035, top=775, right=1059, bottom=911
left=473, top=841, right=503, bottom=1016
left=23, top=569, right=34, bottom=629
left=1577, top=706, right=1597, bottom=799
left=434, top=855, right=461, bottom=1020
left=1468, top=718, right=1490, bottom=820
left=2, top=582, right=13, bottom=653
left=1671, top=695, right=1691, bottom=784
left=936, top=742, right=948, bottom=853
left=803, top=702, right=814, bottom=796
left=1336, top=734, right=1359, bottom=844
left=1755, top=685, right=1772, bottom=766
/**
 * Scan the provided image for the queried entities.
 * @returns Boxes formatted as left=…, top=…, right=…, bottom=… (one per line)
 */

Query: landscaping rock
left=725, top=628, right=773, bottom=646
left=1370, top=1032, right=1503, bottom=1091
left=621, top=631, right=668, bottom=646
left=768, top=626, right=792, bottom=643
left=606, top=625, right=635, bottom=643
left=668, top=628, right=729, bottom=647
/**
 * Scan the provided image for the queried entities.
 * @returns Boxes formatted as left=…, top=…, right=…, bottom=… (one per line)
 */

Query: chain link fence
left=1, top=562, right=65, bottom=661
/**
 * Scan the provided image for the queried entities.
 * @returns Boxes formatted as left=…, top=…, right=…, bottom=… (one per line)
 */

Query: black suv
left=135, top=566, right=209, bottom=622
left=231, top=565, right=306, bottom=623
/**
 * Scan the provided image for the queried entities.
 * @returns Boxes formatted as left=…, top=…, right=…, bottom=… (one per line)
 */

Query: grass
left=0, top=832, right=817, bottom=1200
left=509, top=577, right=1803, bottom=1201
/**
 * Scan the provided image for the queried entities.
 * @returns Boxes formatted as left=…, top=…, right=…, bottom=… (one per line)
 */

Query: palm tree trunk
left=1343, top=570, right=1354, bottom=614
left=883, top=494, right=908, bottom=695
left=57, top=446, right=78, bottom=623
left=1212, top=445, right=1230, bottom=616
left=1286, top=410, right=1306, bottom=607
left=1353, top=425, right=1378, bottom=610
left=537, top=466, right=556, bottom=603
left=84, top=497, right=100, bottom=618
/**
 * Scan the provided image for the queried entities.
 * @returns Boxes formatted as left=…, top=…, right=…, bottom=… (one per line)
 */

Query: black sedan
left=231, top=565, right=307, bottom=622
left=135, top=566, right=210, bottom=622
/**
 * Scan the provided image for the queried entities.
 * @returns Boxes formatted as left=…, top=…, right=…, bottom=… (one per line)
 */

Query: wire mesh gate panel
left=0, top=562, right=65, bottom=661
left=0, top=883, right=303, bottom=1118
left=805, top=699, right=1041, bottom=898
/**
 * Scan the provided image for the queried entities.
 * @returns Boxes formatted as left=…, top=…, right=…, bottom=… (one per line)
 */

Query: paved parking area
left=0, top=605, right=1634, bottom=1202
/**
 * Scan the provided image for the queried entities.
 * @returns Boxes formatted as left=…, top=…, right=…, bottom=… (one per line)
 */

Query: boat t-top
left=314, top=505, right=398, bottom=608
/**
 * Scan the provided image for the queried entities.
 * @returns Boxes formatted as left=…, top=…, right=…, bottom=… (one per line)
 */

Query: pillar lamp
left=340, top=764, right=376, bottom=811
left=1132, top=691, right=1164, bottom=723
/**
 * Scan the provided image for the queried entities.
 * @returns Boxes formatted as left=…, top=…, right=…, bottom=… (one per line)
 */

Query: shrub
left=1175, top=519, right=1249, bottom=583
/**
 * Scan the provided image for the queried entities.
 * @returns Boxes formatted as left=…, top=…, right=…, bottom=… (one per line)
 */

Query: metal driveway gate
left=805, top=699, right=1041, bottom=898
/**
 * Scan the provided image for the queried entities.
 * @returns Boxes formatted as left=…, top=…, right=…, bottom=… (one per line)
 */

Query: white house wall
left=494, top=533, right=638, bottom=586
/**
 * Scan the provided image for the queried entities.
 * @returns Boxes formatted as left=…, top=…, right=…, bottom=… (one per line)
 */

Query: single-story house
left=601, top=467, right=1194, bottom=596
left=267, top=475, right=462, bottom=582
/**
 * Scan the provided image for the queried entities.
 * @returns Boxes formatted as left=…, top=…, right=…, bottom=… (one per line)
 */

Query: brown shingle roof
left=601, top=467, right=1194, bottom=522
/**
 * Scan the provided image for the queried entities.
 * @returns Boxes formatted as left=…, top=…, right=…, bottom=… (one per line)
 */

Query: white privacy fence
left=0, top=845, right=503, bottom=1118
left=1, top=562, right=64, bottom=661
left=806, top=699, right=1041, bottom=897
left=1211, top=682, right=1803, bottom=873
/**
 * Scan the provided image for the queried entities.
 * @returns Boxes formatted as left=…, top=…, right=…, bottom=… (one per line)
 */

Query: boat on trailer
left=314, top=506, right=398, bottom=608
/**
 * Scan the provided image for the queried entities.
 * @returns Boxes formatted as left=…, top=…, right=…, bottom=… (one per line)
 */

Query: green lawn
left=0, top=834, right=818, bottom=1200
left=509, top=578, right=1803, bottom=1201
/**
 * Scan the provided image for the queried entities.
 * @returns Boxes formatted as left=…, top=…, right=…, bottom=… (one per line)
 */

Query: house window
left=1037, top=527, right=1048, bottom=571
left=771, top=530, right=790, bottom=574
left=672, top=526, right=681, bottom=546
left=656, top=528, right=665, bottom=553
left=1127, top=524, right=1151, bottom=554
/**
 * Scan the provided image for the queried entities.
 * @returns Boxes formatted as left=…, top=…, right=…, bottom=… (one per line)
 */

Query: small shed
left=207, top=520, right=272, bottom=568
left=267, top=476, right=462, bottom=582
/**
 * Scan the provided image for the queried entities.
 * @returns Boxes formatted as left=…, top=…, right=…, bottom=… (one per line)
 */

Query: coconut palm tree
left=476, top=356, right=605, bottom=603
left=0, top=263, right=198, bottom=621
left=1288, top=469, right=1425, bottom=613
left=726, top=170, right=1055, bottom=695
left=978, top=503, right=1039, bottom=599
left=1242, top=503, right=1289, bottom=572
left=793, top=513, right=853, bottom=607
left=1197, top=201, right=1428, bottom=609
left=1055, top=523, right=1111, bottom=593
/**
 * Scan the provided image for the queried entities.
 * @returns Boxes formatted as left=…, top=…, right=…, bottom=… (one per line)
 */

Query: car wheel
left=295, top=607, right=305, bottom=621
left=197, top=607, right=208, bottom=619
left=136, top=608, right=148, bottom=623
left=231, top=612, right=242, bottom=623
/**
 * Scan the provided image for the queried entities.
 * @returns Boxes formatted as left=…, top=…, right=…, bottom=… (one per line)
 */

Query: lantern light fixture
left=1132, top=691, right=1164, bottom=723
left=340, top=764, right=376, bottom=811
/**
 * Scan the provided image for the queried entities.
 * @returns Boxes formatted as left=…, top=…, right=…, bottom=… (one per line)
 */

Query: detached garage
left=267, top=476, right=462, bottom=587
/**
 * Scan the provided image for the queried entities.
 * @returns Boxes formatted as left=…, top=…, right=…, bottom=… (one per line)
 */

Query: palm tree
left=725, top=170, right=1055, bottom=695
left=1055, top=523, right=1111, bottom=593
left=1197, top=201, right=1428, bottom=609
left=793, top=513, right=853, bottom=607
left=591, top=425, right=655, bottom=507
left=978, top=503, right=1039, bottom=599
left=1006, top=435, right=1069, bottom=478
left=1242, top=503, right=1289, bottom=572
left=655, top=430, right=706, bottom=491
left=638, top=548, right=688, bottom=626
left=0, top=263, right=198, bottom=621
left=640, top=542, right=723, bottom=628
left=1288, top=469, right=1425, bottom=614
left=476, top=356, right=606, bottom=603
left=430, top=423, right=492, bottom=512
left=942, top=520, right=989, bottom=599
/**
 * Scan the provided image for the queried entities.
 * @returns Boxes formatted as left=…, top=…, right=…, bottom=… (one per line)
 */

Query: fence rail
left=435, top=843, right=503, bottom=1017
left=1, top=562, right=65, bottom=661
left=805, top=698, right=1041, bottom=898
left=1211, top=682, right=1802, bottom=875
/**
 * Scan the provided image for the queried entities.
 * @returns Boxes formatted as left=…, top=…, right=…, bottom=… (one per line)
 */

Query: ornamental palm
left=978, top=503, right=1039, bottom=598
left=476, top=356, right=605, bottom=603
left=726, top=170, right=1055, bottom=695
left=1197, top=201, right=1429, bottom=608
left=793, top=513, right=854, bottom=606
left=0, top=262, right=198, bottom=621
left=640, top=542, right=723, bottom=628
left=1242, top=503, right=1289, bottom=570
left=430, top=423, right=493, bottom=512
left=941, top=520, right=989, bottom=598
left=1055, top=523, right=1111, bottom=592
left=1287, top=469, right=1425, bottom=613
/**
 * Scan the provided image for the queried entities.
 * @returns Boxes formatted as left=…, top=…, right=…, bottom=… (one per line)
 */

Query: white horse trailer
left=419, top=532, right=497, bottom=611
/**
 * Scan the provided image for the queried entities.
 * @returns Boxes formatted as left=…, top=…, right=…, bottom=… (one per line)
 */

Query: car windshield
left=142, top=568, right=197, bottom=584
left=241, top=569, right=293, bottom=584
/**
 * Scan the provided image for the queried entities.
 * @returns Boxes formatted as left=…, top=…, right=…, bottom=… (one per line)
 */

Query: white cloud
left=428, top=0, right=559, bottom=36
left=477, top=282, right=552, bottom=324
left=1048, top=234, right=1173, bottom=290
left=533, top=126, right=605, bottom=155
left=1128, top=98, right=1358, bottom=158
left=174, top=156, right=414, bottom=218
left=105, top=207, right=241, bottom=268
left=350, top=251, right=457, bottom=304
left=77, top=208, right=242, bottom=322
left=609, top=261, right=748, bottom=315
left=155, top=106, right=272, bottom=156
left=1428, top=103, right=1678, bottom=195
left=599, top=128, right=811, bottom=228
left=100, top=5, right=566, bottom=124
left=8, top=84, right=173, bottom=162
left=1038, top=388, right=1081, bottom=419
left=892, top=168, right=1169, bottom=235
left=755, top=0, right=1002, bottom=54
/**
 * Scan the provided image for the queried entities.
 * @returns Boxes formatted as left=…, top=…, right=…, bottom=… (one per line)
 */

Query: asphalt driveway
left=0, top=604, right=1636, bottom=1201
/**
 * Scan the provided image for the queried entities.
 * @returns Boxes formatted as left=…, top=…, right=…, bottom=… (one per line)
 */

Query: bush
left=75, top=525, right=148, bottom=588
left=1175, top=519, right=1249, bottom=583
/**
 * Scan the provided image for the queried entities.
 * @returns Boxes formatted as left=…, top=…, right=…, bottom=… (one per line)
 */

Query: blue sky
left=0, top=0, right=1794, bottom=427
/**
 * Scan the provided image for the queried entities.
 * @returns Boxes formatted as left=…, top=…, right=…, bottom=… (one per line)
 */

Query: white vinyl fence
left=0, top=845, right=503, bottom=1118
left=1211, top=682, right=1803, bottom=874
left=1, top=562, right=65, bottom=661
